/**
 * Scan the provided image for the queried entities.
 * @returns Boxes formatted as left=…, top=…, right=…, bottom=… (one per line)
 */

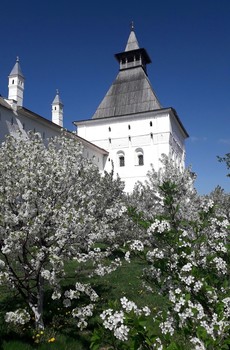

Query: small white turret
left=8, top=56, right=25, bottom=106
left=52, top=89, right=63, bottom=127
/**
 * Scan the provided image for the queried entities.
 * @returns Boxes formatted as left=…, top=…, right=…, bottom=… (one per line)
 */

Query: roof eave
left=169, top=107, right=189, bottom=138
left=115, top=48, right=151, bottom=64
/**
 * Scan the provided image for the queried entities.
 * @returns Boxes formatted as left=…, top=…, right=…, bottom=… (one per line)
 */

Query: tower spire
left=131, top=21, right=134, bottom=31
left=52, top=89, right=64, bottom=127
left=114, top=24, right=151, bottom=74
left=125, top=24, right=139, bottom=52
left=8, top=56, right=25, bottom=106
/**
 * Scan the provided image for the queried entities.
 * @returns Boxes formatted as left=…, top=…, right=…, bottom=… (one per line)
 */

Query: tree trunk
left=29, top=275, right=45, bottom=330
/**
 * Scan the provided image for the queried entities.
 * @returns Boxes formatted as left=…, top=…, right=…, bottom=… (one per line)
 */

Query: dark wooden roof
left=92, top=66, right=161, bottom=119
left=92, top=27, right=162, bottom=119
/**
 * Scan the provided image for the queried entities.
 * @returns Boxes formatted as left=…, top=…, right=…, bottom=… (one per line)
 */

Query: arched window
left=135, top=148, right=144, bottom=166
left=117, top=151, right=125, bottom=167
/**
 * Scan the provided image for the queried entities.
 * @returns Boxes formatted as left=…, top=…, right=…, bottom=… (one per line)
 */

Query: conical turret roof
left=9, top=57, right=24, bottom=78
left=92, top=26, right=161, bottom=119
left=52, top=89, right=63, bottom=105
left=125, top=24, right=140, bottom=51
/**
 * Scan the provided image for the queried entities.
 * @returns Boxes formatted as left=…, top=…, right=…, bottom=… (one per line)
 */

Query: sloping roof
left=92, top=27, right=161, bottom=119
left=125, top=29, right=140, bottom=51
left=92, top=66, right=161, bottom=119
left=0, top=97, right=12, bottom=110
left=52, top=90, right=63, bottom=105
left=17, top=107, right=108, bottom=154
left=9, top=57, right=24, bottom=78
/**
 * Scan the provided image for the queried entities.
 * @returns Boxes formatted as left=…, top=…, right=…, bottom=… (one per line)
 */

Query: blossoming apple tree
left=96, top=157, right=230, bottom=349
left=0, top=133, right=129, bottom=330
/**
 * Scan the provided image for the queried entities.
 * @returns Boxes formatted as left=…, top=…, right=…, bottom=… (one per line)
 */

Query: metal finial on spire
left=16, top=56, right=19, bottom=62
left=131, top=21, right=134, bottom=31
left=56, top=89, right=59, bottom=95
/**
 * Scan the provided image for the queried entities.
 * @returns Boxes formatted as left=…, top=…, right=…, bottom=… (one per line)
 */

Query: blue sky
left=0, top=0, right=229, bottom=194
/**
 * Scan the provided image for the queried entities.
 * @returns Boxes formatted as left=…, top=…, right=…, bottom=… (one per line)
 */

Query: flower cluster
left=72, top=304, right=95, bottom=330
left=93, top=258, right=122, bottom=276
left=100, top=298, right=151, bottom=342
left=147, top=219, right=170, bottom=235
left=5, top=309, right=31, bottom=325
left=129, top=240, right=144, bottom=252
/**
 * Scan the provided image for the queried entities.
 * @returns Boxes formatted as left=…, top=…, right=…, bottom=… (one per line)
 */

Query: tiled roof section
left=125, top=29, right=140, bottom=51
left=9, top=57, right=24, bottom=78
left=92, top=66, right=161, bottom=119
left=0, top=97, right=12, bottom=110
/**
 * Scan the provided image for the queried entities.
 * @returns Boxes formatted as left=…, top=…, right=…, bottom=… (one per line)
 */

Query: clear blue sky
left=0, top=0, right=229, bottom=194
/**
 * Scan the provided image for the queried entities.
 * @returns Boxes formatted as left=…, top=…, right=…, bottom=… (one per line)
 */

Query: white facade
left=77, top=109, right=186, bottom=192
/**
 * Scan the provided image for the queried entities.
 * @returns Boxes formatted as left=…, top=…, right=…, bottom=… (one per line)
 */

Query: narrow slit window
left=119, top=156, right=125, bottom=167
left=138, top=154, right=144, bottom=166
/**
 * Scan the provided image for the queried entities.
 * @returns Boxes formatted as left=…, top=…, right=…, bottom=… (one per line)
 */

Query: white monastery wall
left=0, top=104, right=106, bottom=174
left=169, top=114, right=186, bottom=168
left=0, top=106, right=60, bottom=143
left=77, top=111, right=173, bottom=192
left=81, top=145, right=105, bottom=172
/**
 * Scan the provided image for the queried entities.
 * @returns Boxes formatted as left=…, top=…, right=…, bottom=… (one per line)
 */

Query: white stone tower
left=75, top=24, right=189, bottom=192
left=52, top=89, right=63, bottom=127
left=8, top=57, right=25, bottom=106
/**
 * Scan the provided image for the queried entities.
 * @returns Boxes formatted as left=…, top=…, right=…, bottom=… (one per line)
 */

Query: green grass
left=0, top=255, right=166, bottom=350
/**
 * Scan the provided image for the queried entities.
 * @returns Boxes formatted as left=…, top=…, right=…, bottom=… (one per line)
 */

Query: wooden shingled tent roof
left=92, top=25, right=161, bottom=119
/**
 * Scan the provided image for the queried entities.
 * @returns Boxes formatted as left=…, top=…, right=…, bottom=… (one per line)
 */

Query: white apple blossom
left=0, top=132, right=129, bottom=330
left=5, top=309, right=31, bottom=325
left=129, top=240, right=144, bottom=252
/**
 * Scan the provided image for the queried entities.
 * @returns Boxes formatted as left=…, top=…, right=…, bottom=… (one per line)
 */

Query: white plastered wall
left=77, top=111, right=173, bottom=192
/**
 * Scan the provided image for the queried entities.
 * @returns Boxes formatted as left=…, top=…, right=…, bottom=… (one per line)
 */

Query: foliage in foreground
left=93, top=158, right=230, bottom=349
left=218, top=152, right=230, bottom=177
left=0, top=133, right=135, bottom=331
left=0, top=134, right=229, bottom=350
